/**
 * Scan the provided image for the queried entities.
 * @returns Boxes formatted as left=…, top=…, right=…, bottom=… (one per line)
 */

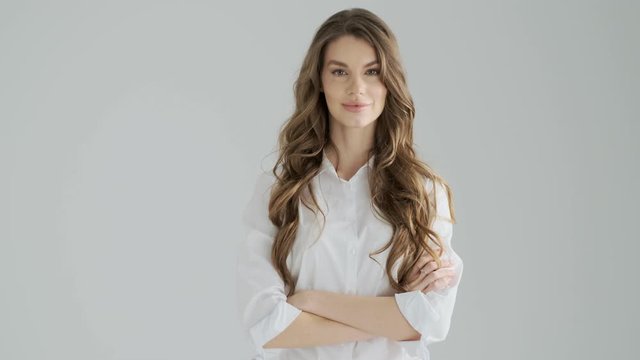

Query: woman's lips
left=342, top=103, right=370, bottom=113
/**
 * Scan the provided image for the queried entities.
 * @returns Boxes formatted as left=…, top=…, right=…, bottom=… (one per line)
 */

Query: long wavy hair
left=268, top=8, right=456, bottom=296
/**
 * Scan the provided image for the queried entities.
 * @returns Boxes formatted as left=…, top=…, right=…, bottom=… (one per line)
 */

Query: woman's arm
left=238, top=173, right=374, bottom=352
left=288, top=290, right=421, bottom=341
left=264, top=310, right=377, bottom=349
left=285, top=180, right=464, bottom=346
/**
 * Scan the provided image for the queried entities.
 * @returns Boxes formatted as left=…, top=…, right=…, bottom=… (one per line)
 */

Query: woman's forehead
left=323, top=35, right=378, bottom=67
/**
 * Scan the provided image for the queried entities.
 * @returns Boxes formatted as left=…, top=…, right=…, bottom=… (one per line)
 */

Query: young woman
left=236, top=8, right=463, bottom=360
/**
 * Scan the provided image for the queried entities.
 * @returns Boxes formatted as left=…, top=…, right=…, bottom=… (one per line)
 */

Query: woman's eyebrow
left=326, top=59, right=379, bottom=68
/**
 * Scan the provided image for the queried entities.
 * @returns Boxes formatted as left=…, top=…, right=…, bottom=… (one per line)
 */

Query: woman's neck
left=325, top=116, right=376, bottom=179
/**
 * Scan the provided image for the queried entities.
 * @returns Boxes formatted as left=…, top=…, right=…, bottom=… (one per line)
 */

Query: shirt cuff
left=249, top=300, right=302, bottom=352
left=395, top=338, right=431, bottom=360
left=394, top=290, right=442, bottom=359
left=395, top=290, right=441, bottom=330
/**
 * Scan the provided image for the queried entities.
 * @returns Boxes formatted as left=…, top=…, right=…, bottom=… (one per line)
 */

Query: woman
left=236, top=8, right=463, bottom=360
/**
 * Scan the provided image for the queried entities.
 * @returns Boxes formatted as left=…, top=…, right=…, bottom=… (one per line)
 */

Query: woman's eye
left=330, top=68, right=380, bottom=76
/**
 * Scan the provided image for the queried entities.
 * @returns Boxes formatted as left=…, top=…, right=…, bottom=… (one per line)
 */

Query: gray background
left=2, top=0, right=638, bottom=359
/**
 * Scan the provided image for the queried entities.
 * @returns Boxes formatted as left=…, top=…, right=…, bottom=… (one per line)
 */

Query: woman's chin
left=335, top=117, right=377, bottom=129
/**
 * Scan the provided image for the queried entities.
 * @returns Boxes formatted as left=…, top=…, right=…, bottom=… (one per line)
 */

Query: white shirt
left=235, top=150, right=463, bottom=360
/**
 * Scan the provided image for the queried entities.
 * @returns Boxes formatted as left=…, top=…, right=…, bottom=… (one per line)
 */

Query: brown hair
left=268, top=8, right=455, bottom=296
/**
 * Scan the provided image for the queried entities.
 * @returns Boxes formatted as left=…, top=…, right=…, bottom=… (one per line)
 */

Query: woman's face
left=320, top=35, right=387, bottom=129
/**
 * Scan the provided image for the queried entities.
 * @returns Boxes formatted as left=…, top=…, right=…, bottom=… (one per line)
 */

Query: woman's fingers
left=406, top=255, right=434, bottom=284
left=417, top=268, right=457, bottom=293
left=406, top=260, right=439, bottom=289
left=411, top=254, right=432, bottom=276
left=421, top=274, right=456, bottom=294
left=405, top=259, right=454, bottom=291
left=411, top=253, right=445, bottom=277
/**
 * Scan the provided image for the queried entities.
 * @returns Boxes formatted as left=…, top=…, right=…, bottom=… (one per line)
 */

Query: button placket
left=346, top=180, right=359, bottom=291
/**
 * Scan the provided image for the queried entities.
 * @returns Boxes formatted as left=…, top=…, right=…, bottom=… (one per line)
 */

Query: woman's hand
left=402, top=253, right=458, bottom=294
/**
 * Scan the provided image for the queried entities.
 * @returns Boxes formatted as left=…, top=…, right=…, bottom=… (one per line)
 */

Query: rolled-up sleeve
left=235, top=172, right=302, bottom=355
left=394, top=179, right=464, bottom=357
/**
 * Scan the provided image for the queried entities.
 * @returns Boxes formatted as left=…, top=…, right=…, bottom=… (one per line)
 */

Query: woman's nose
left=347, top=75, right=365, bottom=95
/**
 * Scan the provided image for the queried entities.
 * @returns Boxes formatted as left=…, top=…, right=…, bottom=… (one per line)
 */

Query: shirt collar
left=318, top=148, right=376, bottom=176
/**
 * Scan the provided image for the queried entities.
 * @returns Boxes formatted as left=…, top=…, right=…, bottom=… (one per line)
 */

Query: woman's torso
left=263, top=154, right=426, bottom=360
